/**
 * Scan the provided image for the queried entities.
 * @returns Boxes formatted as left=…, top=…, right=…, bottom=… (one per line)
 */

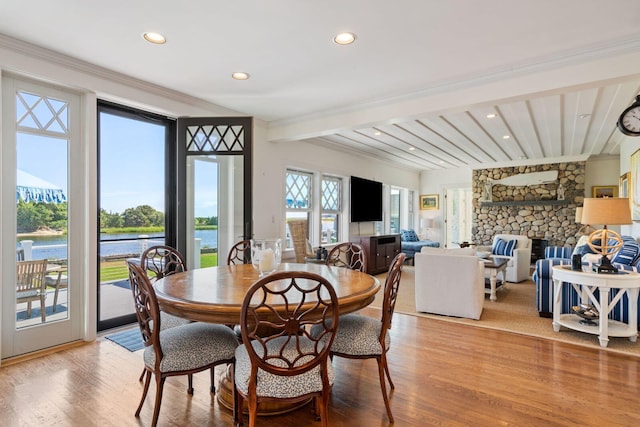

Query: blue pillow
left=400, top=229, right=419, bottom=242
left=613, top=236, right=640, bottom=266
left=492, top=238, right=516, bottom=256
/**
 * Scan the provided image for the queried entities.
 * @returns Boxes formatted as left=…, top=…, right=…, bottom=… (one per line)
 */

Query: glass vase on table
left=251, top=239, right=282, bottom=276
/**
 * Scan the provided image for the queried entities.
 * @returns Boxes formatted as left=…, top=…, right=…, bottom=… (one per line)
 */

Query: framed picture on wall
left=620, top=172, right=630, bottom=198
left=420, top=194, right=438, bottom=210
left=591, top=186, right=618, bottom=198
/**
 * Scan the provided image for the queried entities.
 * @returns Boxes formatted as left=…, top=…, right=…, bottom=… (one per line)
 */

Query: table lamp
left=580, top=197, right=632, bottom=273
left=574, top=206, right=594, bottom=236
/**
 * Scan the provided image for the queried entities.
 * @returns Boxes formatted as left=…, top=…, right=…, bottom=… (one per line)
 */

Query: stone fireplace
left=472, top=162, right=585, bottom=247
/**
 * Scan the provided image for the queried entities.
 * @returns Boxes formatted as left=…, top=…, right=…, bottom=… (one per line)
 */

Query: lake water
left=18, top=229, right=218, bottom=261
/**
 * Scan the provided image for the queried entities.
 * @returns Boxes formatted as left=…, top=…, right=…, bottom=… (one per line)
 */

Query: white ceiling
left=2, top=0, right=640, bottom=171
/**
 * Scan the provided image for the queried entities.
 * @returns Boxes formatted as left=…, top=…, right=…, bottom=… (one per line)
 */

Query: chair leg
left=40, top=295, right=46, bottom=322
left=53, top=287, right=59, bottom=311
left=151, top=376, right=166, bottom=427
left=377, top=355, right=394, bottom=423
left=210, top=366, right=216, bottom=393
left=27, top=301, right=32, bottom=318
left=248, top=390, right=258, bottom=427
left=187, top=373, right=194, bottom=395
left=135, top=370, right=152, bottom=417
left=383, top=352, right=395, bottom=390
left=232, top=365, right=243, bottom=427
left=139, top=368, right=145, bottom=382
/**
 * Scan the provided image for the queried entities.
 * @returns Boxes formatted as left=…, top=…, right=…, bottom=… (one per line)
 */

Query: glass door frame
left=176, top=117, right=253, bottom=262
left=1, top=75, right=85, bottom=358
left=96, top=100, right=176, bottom=331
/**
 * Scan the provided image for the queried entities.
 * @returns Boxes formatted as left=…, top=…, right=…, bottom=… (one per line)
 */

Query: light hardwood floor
left=1, top=307, right=639, bottom=426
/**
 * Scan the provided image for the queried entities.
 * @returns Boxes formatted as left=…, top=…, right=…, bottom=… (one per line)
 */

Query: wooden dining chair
left=140, top=245, right=187, bottom=281
left=136, top=245, right=192, bottom=382
left=325, top=242, right=367, bottom=272
left=233, top=271, right=339, bottom=427
left=227, top=239, right=252, bottom=265
left=312, top=252, right=405, bottom=423
left=127, top=262, right=239, bottom=427
left=16, top=259, right=48, bottom=322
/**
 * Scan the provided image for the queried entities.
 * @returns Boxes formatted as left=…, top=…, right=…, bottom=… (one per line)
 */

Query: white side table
left=552, top=265, right=640, bottom=347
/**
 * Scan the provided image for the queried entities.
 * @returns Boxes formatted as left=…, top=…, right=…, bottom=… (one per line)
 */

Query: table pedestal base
left=216, top=365, right=312, bottom=415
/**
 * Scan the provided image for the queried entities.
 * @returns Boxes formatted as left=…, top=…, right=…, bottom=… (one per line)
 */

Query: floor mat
left=105, top=327, right=144, bottom=352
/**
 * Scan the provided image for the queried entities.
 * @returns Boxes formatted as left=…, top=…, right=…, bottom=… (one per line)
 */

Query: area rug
left=105, top=327, right=144, bottom=352
left=371, top=266, right=640, bottom=357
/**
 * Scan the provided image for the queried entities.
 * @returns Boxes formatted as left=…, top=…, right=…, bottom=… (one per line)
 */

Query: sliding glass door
left=97, top=101, right=175, bottom=331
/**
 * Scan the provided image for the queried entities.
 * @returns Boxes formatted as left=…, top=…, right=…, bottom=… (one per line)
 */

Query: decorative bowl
left=572, top=304, right=599, bottom=324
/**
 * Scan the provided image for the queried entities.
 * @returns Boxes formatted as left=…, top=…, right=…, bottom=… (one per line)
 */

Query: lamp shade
left=581, top=198, right=632, bottom=226
left=575, top=207, right=583, bottom=224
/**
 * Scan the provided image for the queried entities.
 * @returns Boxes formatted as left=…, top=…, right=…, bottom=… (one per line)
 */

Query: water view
left=18, top=229, right=218, bottom=261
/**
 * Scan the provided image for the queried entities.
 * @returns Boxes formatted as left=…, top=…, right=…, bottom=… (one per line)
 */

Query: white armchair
left=478, top=234, right=532, bottom=283
left=415, top=247, right=485, bottom=320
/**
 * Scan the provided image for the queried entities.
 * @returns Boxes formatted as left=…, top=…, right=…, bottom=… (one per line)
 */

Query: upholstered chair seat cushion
left=159, top=312, right=192, bottom=330
left=143, top=322, right=238, bottom=373
left=234, top=336, right=334, bottom=398
left=311, top=313, right=390, bottom=356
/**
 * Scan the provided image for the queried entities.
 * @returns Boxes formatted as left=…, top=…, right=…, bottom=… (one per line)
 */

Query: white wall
left=584, top=156, right=620, bottom=199
left=252, top=132, right=420, bottom=240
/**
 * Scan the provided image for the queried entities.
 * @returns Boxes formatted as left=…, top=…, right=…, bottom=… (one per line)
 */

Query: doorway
left=96, top=101, right=175, bottom=331
left=2, top=76, right=83, bottom=358
left=444, top=187, right=473, bottom=247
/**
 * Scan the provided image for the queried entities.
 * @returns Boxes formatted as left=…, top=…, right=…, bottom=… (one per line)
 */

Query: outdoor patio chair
left=16, top=259, right=48, bottom=322
left=45, top=265, right=68, bottom=312
left=233, top=271, right=339, bottom=427
left=127, top=262, right=238, bottom=427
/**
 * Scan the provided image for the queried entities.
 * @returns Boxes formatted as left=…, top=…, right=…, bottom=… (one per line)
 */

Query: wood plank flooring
left=1, top=307, right=639, bottom=426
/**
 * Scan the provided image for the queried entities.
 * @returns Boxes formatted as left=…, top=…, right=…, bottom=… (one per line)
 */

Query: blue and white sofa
left=533, top=235, right=640, bottom=327
left=400, top=229, right=440, bottom=259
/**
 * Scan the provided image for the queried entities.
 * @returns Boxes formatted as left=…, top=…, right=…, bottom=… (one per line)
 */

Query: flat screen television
left=350, top=176, right=383, bottom=222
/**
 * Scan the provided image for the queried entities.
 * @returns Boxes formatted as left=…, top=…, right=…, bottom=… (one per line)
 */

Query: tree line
left=17, top=201, right=218, bottom=233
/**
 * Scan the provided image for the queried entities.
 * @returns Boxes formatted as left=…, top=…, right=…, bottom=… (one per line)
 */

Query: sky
left=17, top=112, right=218, bottom=218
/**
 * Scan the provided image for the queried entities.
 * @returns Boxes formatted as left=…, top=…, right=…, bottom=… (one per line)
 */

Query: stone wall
left=472, top=162, right=585, bottom=247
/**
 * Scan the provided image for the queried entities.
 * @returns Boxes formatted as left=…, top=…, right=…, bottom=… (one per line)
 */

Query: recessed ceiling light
left=439, top=160, right=445, bottom=164
left=503, top=135, right=511, bottom=140
left=333, top=32, right=356, bottom=45
left=374, top=131, right=381, bottom=136
left=232, top=72, right=250, bottom=80
left=143, top=32, right=166, bottom=44
left=579, top=114, right=591, bottom=119
left=408, top=146, right=416, bottom=151
left=486, top=113, right=496, bottom=119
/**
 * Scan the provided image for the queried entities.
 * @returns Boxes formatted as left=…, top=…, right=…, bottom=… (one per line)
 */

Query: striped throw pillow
left=492, top=238, right=516, bottom=256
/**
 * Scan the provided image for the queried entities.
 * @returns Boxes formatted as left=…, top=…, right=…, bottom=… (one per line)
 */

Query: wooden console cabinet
left=352, top=234, right=401, bottom=275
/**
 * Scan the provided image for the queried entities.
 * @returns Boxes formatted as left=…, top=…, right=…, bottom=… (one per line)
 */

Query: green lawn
left=100, top=252, right=218, bottom=282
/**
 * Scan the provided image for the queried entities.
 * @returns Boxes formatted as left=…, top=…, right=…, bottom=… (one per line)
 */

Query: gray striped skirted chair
left=533, top=236, right=640, bottom=327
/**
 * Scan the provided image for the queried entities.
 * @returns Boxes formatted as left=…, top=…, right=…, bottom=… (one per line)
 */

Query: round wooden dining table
left=153, top=262, right=381, bottom=414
